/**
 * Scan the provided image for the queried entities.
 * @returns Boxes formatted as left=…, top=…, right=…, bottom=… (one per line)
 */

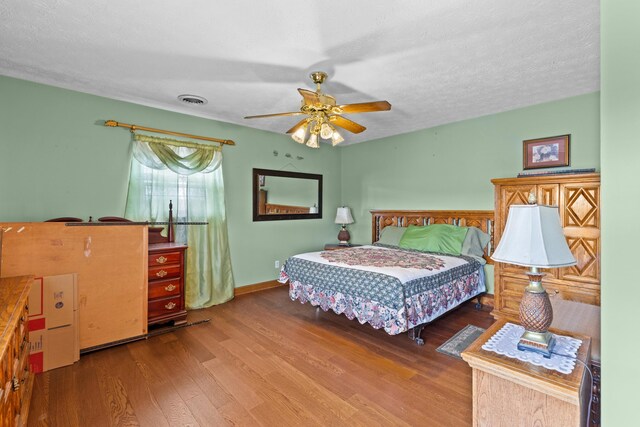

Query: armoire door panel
left=561, top=236, right=600, bottom=282
left=561, top=184, right=600, bottom=229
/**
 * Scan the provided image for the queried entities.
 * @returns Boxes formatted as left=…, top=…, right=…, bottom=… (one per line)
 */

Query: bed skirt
left=282, top=268, right=485, bottom=335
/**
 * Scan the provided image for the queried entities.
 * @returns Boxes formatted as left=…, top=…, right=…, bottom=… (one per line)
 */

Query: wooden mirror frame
left=252, top=168, right=323, bottom=221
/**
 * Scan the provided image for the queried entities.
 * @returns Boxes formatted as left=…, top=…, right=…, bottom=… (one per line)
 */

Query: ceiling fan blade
left=244, top=111, right=305, bottom=119
left=338, top=100, right=392, bottom=114
left=285, top=118, right=310, bottom=134
left=330, top=115, right=367, bottom=134
left=298, top=88, right=320, bottom=105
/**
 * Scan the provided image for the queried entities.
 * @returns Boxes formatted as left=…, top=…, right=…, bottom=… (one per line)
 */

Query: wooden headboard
left=371, top=210, right=495, bottom=264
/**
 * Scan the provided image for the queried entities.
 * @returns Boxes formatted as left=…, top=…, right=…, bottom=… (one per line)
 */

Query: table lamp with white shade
left=491, top=204, right=577, bottom=357
left=335, top=207, right=354, bottom=245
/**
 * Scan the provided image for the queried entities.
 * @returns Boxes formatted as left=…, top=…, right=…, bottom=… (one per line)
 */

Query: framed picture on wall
left=523, top=134, right=570, bottom=170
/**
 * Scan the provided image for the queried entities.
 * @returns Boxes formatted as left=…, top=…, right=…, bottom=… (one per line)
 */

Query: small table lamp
left=335, top=207, right=354, bottom=245
left=491, top=205, right=576, bottom=357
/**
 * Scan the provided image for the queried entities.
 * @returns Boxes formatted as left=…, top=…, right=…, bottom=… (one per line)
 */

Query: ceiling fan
left=244, top=71, right=391, bottom=148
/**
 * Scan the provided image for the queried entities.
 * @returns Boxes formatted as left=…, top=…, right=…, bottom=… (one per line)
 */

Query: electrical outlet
left=274, top=260, right=280, bottom=269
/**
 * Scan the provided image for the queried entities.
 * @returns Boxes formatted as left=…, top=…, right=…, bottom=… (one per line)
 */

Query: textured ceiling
left=0, top=0, right=599, bottom=145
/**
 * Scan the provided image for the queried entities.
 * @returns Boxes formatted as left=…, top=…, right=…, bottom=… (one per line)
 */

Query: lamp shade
left=491, top=205, right=576, bottom=268
left=334, top=207, right=354, bottom=225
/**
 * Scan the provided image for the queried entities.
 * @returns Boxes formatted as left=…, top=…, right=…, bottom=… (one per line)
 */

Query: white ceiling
left=0, top=0, right=599, bottom=145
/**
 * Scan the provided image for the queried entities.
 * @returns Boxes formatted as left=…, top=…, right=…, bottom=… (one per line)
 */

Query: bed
left=279, top=210, right=494, bottom=345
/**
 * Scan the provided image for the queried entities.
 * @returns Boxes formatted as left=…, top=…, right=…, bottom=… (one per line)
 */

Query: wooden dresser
left=491, top=173, right=601, bottom=321
left=148, top=243, right=188, bottom=326
left=0, top=276, right=33, bottom=426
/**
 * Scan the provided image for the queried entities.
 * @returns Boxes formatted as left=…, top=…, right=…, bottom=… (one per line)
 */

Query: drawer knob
left=165, top=302, right=177, bottom=310
left=156, top=270, right=168, bottom=278
left=156, top=256, right=168, bottom=264
left=164, top=284, right=177, bottom=292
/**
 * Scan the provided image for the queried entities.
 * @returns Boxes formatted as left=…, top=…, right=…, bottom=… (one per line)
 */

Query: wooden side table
left=323, top=244, right=363, bottom=251
left=462, top=320, right=591, bottom=427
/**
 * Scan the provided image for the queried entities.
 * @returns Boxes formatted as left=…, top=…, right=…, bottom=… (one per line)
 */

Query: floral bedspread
left=279, top=245, right=485, bottom=335
left=320, top=247, right=446, bottom=270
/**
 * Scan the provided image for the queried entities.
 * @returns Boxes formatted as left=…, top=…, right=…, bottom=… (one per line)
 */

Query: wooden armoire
left=491, top=173, right=601, bottom=321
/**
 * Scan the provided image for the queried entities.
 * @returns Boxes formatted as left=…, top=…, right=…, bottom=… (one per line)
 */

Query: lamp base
left=337, top=226, right=350, bottom=246
left=517, top=330, right=556, bottom=358
left=518, top=268, right=555, bottom=358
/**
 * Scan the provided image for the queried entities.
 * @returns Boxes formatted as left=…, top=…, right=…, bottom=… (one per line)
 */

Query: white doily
left=481, top=322, right=582, bottom=374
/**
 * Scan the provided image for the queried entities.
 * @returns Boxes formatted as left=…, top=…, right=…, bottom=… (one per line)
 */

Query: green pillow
left=377, top=226, right=406, bottom=246
left=399, top=224, right=469, bottom=255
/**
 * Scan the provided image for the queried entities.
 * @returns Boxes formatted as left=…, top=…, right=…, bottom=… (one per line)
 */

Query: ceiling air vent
left=177, top=94, right=208, bottom=105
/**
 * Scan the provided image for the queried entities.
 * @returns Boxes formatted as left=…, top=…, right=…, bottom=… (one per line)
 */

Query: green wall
left=0, top=75, right=342, bottom=286
left=601, top=0, right=640, bottom=424
left=341, top=92, right=600, bottom=292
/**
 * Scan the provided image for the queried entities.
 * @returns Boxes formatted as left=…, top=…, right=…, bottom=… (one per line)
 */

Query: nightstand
left=323, top=244, right=363, bottom=251
left=462, top=320, right=591, bottom=427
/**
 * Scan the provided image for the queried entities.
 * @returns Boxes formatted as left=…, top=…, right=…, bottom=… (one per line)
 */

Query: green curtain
left=125, top=134, right=234, bottom=308
left=132, top=134, right=221, bottom=175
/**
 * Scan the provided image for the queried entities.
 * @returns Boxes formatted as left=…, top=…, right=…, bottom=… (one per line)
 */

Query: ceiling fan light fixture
left=244, top=71, right=391, bottom=148
left=320, top=122, right=334, bottom=139
left=331, top=130, right=345, bottom=146
left=306, top=133, right=319, bottom=149
left=291, top=126, right=307, bottom=144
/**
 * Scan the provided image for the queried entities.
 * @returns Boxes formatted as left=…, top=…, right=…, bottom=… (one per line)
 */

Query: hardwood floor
left=28, top=285, right=495, bottom=426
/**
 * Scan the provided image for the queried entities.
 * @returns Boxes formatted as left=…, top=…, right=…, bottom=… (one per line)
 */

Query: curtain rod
left=104, top=120, right=236, bottom=146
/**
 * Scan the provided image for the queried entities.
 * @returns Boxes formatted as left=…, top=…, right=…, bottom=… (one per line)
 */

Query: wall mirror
left=252, top=168, right=323, bottom=221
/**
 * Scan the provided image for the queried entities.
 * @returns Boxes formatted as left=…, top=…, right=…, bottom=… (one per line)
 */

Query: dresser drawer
left=148, top=251, right=183, bottom=267
left=498, top=275, right=600, bottom=314
left=148, top=278, right=182, bottom=299
left=148, top=296, right=182, bottom=319
left=148, top=264, right=181, bottom=281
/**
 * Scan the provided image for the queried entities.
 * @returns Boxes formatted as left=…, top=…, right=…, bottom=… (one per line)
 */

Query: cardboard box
left=28, top=274, right=80, bottom=373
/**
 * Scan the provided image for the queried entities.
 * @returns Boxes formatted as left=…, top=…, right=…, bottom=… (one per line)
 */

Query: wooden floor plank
left=163, top=338, right=234, bottom=409
left=183, top=394, right=229, bottom=427
left=92, top=351, right=140, bottom=427
left=216, top=400, right=261, bottom=426
left=126, top=339, right=200, bottom=426
left=346, top=393, right=413, bottom=427
left=47, top=366, right=81, bottom=426
left=100, top=345, right=170, bottom=427
left=202, top=359, right=264, bottom=410
left=28, top=286, right=494, bottom=426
